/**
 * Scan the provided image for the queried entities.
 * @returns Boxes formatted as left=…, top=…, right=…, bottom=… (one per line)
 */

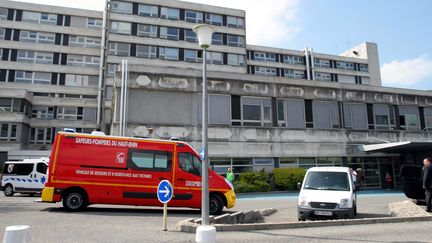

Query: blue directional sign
left=200, top=147, right=205, bottom=161
left=157, top=180, right=173, bottom=204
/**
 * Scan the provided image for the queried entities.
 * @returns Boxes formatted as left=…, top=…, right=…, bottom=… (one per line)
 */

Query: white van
left=1, top=158, right=49, bottom=196
left=297, top=167, right=357, bottom=221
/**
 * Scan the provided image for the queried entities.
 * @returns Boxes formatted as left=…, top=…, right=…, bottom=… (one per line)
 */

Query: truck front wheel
left=209, top=194, right=224, bottom=215
left=62, top=190, right=87, bottom=212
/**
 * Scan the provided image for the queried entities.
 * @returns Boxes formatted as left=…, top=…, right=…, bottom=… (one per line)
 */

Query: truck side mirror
left=297, top=182, right=302, bottom=190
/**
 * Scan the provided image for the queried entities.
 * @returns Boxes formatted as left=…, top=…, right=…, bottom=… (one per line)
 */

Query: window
left=136, top=45, right=157, bottom=59
left=283, top=55, right=304, bottom=65
left=40, top=13, right=57, bottom=25
left=185, top=10, right=203, bottom=23
left=29, top=127, right=52, bottom=144
left=22, top=11, right=40, bottom=23
left=16, top=164, right=34, bottom=176
left=138, top=4, right=158, bottom=17
left=57, top=107, right=81, bottom=120
left=159, top=47, right=179, bottom=61
left=212, top=33, right=223, bottom=45
left=0, top=98, right=12, bottom=112
left=0, top=27, right=5, bottom=40
left=343, top=103, right=368, bottom=130
left=254, top=158, right=274, bottom=166
left=254, top=52, right=276, bottom=62
left=15, top=71, right=33, bottom=83
left=314, top=58, right=330, bottom=68
left=38, top=32, right=55, bottom=44
left=359, top=63, right=369, bottom=72
left=65, top=74, right=98, bottom=87
left=254, top=66, right=276, bottom=76
left=227, top=16, right=244, bottom=28
left=179, top=153, right=201, bottom=176
left=107, top=63, right=118, bottom=77
left=284, top=69, right=305, bottom=79
left=87, top=18, right=103, bottom=28
left=373, top=104, right=395, bottom=130
left=36, top=163, right=48, bottom=174
left=336, top=61, right=354, bottom=70
left=399, top=106, right=420, bottom=131
left=227, top=54, right=245, bottom=66
left=227, top=35, right=245, bottom=47
left=17, top=50, right=36, bottom=63
left=0, top=8, right=7, bottom=20
left=111, top=21, right=131, bottom=35
left=206, top=13, right=222, bottom=25
left=425, top=108, right=432, bottom=130
left=67, top=55, right=100, bottom=67
left=277, top=99, right=306, bottom=128
left=313, top=101, right=340, bottom=129
left=32, top=106, right=54, bottom=119
left=33, top=72, right=51, bottom=84
left=184, top=49, right=201, bottom=63
left=19, top=31, right=38, bottom=42
left=197, top=94, right=231, bottom=125
left=137, top=24, right=157, bottom=38
left=314, top=72, right=331, bottom=81
left=185, top=29, right=197, bottom=42
left=69, top=35, right=101, bottom=48
left=361, top=77, right=370, bottom=85
left=109, top=42, right=130, bottom=56
left=206, top=52, right=223, bottom=65
left=159, top=27, right=179, bottom=40
left=35, top=52, right=53, bottom=64
left=160, top=7, right=179, bottom=20
left=111, top=1, right=132, bottom=14
left=338, top=75, right=356, bottom=84
left=242, top=97, right=272, bottom=126
left=128, top=150, right=171, bottom=171
left=0, top=123, right=17, bottom=141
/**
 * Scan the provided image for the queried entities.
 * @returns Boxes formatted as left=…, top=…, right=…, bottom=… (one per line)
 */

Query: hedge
left=273, top=168, right=306, bottom=190
left=234, top=172, right=271, bottom=193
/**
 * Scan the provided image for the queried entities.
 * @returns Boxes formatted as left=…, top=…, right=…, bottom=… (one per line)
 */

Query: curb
left=177, top=215, right=432, bottom=233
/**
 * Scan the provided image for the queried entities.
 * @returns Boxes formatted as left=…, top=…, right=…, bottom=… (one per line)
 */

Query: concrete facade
left=0, top=0, right=431, bottom=189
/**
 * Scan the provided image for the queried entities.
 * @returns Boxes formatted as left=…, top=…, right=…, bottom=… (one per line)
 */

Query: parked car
left=297, top=167, right=357, bottom=220
left=400, top=165, right=424, bottom=203
left=1, top=158, right=49, bottom=196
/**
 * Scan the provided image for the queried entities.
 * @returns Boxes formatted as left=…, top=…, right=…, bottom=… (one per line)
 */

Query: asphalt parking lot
left=0, top=190, right=406, bottom=242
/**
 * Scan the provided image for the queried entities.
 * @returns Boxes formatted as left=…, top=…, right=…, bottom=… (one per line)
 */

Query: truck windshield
left=303, top=172, right=350, bottom=191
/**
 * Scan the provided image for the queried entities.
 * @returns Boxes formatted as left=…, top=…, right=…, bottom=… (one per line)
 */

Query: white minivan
left=297, top=167, right=357, bottom=221
left=1, top=158, right=49, bottom=196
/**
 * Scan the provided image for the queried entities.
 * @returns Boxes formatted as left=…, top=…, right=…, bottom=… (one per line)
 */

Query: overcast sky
left=13, top=0, right=432, bottom=91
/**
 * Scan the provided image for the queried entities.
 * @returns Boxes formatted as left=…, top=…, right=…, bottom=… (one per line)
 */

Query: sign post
left=157, top=180, right=173, bottom=231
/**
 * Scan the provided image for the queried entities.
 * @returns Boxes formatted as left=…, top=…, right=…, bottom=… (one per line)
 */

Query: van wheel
left=354, top=204, right=357, bottom=216
left=4, top=184, right=14, bottom=197
left=209, top=194, right=224, bottom=215
left=62, top=190, right=87, bottom=212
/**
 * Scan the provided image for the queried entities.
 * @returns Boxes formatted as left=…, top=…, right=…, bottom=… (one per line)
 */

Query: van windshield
left=303, top=171, right=350, bottom=191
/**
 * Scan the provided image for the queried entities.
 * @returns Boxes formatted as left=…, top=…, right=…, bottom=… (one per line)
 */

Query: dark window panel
left=7, top=9, right=14, bottom=21
left=394, top=105, right=400, bottom=130
left=64, top=15, right=71, bottom=26
left=305, top=100, right=313, bottom=128
left=231, top=95, right=241, bottom=120
left=223, top=53, right=228, bottom=65
left=8, top=70, right=15, bottom=82
left=179, top=28, right=184, bottom=40
left=5, top=29, right=12, bottom=40
left=77, top=107, right=83, bottom=115
left=63, top=34, right=69, bottom=46
left=0, top=69, right=6, bottom=81
left=132, top=3, right=138, bottom=15
left=51, top=73, right=58, bottom=85
left=53, top=53, right=60, bottom=65
left=130, top=44, right=136, bottom=57
left=55, top=33, right=61, bottom=45
left=61, top=54, right=67, bottom=65
left=179, top=9, right=185, bottom=21
left=59, top=73, right=65, bottom=85
left=419, top=107, right=426, bottom=131
left=15, top=10, right=22, bottom=21
left=57, top=14, right=64, bottom=26
left=272, top=97, right=278, bottom=127
left=13, top=29, right=20, bottom=41
left=2, top=49, right=9, bottom=61
left=131, top=23, right=137, bottom=36
left=10, top=49, right=17, bottom=61
left=178, top=48, right=184, bottom=61
left=222, top=15, right=227, bottom=26
left=367, top=104, right=374, bottom=129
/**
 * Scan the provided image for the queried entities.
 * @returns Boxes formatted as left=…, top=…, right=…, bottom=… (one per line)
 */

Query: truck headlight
left=298, top=197, right=309, bottom=207
left=340, top=198, right=350, bottom=208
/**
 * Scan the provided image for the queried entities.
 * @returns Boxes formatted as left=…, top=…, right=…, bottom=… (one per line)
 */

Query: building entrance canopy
left=362, top=141, right=432, bottom=153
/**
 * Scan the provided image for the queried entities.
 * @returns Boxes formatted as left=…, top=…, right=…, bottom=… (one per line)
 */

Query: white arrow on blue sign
left=157, top=180, right=173, bottom=204
left=200, top=147, right=205, bottom=161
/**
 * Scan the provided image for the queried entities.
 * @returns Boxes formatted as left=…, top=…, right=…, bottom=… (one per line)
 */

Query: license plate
left=315, top=210, right=332, bottom=216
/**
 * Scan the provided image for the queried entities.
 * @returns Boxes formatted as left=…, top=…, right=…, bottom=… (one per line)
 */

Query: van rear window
left=2, top=163, right=34, bottom=175
left=128, top=149, right=171, bottom=171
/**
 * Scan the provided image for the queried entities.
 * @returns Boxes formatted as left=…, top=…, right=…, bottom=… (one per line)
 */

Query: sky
left=14, top=0, right=432, bottom=91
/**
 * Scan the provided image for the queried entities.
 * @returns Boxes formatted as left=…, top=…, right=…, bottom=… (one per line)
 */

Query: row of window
left=0, top=28, right=101, bottom=49
left=111, top=1, right=244, bottom=28
left=248, top=65, right=370, bottom=84
left=314, top=58, right=369, bottom=72
left=0, top=69, right=99, bottom=86
left=110, top=21, right=245, bottom=47
left=0, top=8, right=102, bottom=29
left=108, top=42, right=245, bottom=66
left=197, top=94, right=432, bottom=131
left=31, top=106, right=96, bottom=121
left=0, top=98, right=31, bottom=116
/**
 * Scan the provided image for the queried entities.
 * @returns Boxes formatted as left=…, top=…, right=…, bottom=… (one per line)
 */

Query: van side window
left=16, top=164, right=34, bottom=176
left=36, top=163, right=48, bottom=174
left=178, top=153, right=202, bottom=176
left=127, top=149, right=172, bottom=171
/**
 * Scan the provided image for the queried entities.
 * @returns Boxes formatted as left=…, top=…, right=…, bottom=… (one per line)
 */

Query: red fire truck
left=41, top=131, right=235, bottom=215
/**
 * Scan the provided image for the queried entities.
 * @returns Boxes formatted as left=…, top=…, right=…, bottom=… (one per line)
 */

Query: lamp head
left=192, top=24, right=216, bottom=49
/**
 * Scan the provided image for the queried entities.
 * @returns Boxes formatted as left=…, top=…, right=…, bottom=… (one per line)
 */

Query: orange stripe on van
left=52, top=180, right=157, bottom=189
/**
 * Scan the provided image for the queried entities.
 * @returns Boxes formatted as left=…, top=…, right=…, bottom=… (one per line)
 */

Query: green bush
left=273, top=168, right=306, bottom=191
left=234, top=172, right=271, bottom=193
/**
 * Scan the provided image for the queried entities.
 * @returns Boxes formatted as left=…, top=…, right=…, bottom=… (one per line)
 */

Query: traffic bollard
left=3, top=225, right=30, bottom=243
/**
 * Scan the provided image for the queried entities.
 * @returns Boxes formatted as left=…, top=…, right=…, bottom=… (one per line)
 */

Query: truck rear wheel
left=62, top=190, right=87, bottom=212
left=209, top=194, right=224, bottom=215
left=4, top=184, right=14, bottom=197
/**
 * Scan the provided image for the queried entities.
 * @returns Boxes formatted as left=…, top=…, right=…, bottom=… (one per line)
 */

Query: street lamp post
left=192, top=24, right=216, bottom=243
